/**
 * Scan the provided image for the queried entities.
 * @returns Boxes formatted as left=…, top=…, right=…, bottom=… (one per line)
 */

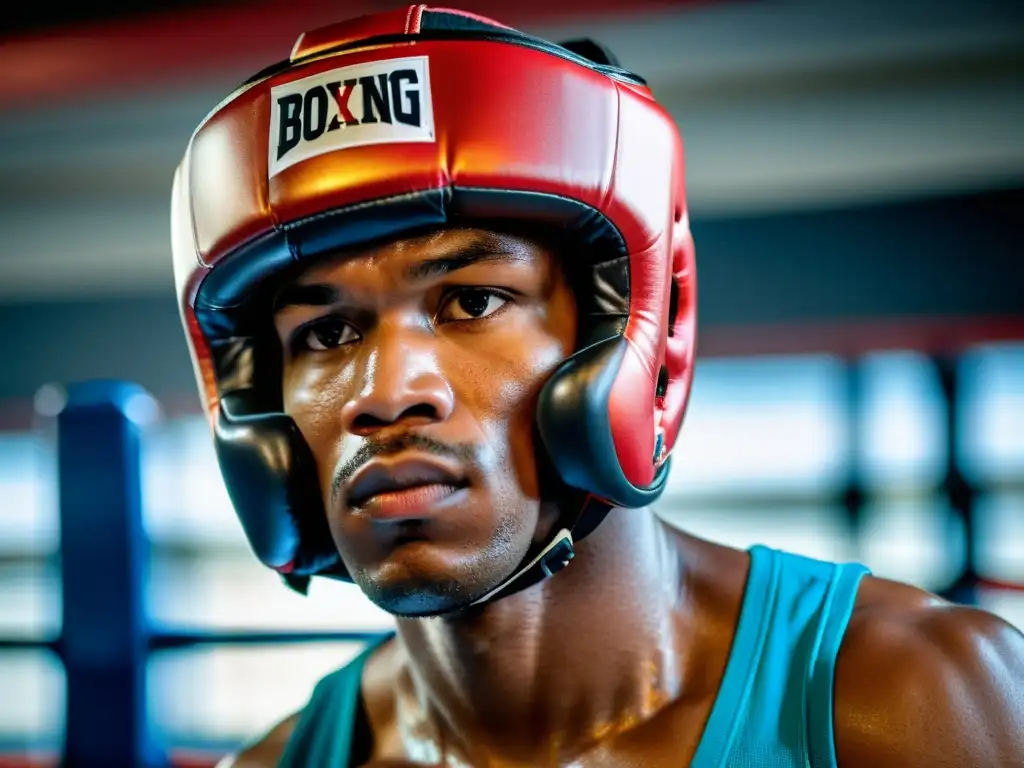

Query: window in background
left=0, top=433, right=59, bottom=559
left=661, top=353, right=855, bottom=564
left=0, top=434, right=60, bottom=643
left=0, top=564, right=61, bottom=643
left=663, top=352, right=959, bottom=584
left=960, top=344, right=1024, bottom=627
left=146, top=551, right=393, bottom=633
left=142, top=418, right=246, bottom=547
left=148, top=642, right=366, bottom=748
left=857, top=351, right=947, bottom=491
left=976, top=493, right=1024, bottom=584
left=854, top=351, right=959, bottom=590
left=0, top=651, right=64, bottom=754
left=662, top=504, right=855, bottom=565
left=858, top=499, right=965, bottom=588
left=960, top=344, right=1024, bottom=485
left=0, top=433, right=61, bottom=755
left=667, top=355, right=851, bottom=496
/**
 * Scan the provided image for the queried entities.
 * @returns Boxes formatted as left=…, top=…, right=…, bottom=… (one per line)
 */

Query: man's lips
left=344, top=455, right=469, bottom=516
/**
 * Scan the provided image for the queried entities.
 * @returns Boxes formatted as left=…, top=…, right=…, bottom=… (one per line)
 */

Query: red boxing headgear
left=171, top=5, right=697, bottom=598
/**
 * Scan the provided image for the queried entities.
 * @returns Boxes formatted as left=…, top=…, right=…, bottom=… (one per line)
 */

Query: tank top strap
left=691, top=546, right=869, bottom=768
left=805, top=559, right=869, bottom=768
left=277, top=635, right=392, bottom=768
left=690, top=545, right=783, bottom=767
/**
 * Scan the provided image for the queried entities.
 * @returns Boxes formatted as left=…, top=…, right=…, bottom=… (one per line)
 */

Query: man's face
left=273, top=228, right=577, bottom=616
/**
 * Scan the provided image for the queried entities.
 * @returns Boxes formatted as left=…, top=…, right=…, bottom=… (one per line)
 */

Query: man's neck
left=392, top=510, right=691, bottom=764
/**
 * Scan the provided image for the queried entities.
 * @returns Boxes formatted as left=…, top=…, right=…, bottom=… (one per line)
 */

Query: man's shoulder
left=216, top=636, right=401, bottom=768
left=215, top=713, right=301, bottom=768
left=833, top=575, right=1024, bottom=767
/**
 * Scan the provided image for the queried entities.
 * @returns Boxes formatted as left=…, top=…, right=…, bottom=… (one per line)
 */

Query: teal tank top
left=278, top=545, right=869, bottom=767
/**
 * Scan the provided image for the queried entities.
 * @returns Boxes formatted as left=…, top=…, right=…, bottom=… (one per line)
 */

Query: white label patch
left=268, top=56, right=434, bottom=177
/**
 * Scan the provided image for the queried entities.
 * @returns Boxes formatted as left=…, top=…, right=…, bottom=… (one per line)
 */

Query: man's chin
left=344, top=522, right=531, bottom=617
left=351, top=553, right=517, bottom=618
left=359, top=573, right=485, bottom=618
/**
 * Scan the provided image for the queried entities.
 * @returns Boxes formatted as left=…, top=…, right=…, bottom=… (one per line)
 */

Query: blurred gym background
left=1, top=0, right=1022, bottom=765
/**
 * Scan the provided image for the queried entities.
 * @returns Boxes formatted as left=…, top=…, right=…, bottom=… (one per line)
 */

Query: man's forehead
left=292, top=226, right=544, bottom=285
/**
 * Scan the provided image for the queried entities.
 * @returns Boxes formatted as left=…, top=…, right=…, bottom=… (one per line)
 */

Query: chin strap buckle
left=470, top=528, right=575, bottom=606
left=539, top=533, right=575, bottom=577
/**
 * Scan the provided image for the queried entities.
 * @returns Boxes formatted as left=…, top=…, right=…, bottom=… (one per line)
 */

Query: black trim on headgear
left=195, top=188, right=626, bottom=321
left=557, top=38, right=622, bottom=68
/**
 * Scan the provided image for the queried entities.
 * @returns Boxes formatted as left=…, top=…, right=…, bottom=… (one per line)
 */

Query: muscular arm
left=834, top=584, right=1024, bottom=768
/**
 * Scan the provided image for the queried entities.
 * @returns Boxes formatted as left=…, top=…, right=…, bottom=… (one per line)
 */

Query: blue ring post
left=58, top=381, right=168, bottom=768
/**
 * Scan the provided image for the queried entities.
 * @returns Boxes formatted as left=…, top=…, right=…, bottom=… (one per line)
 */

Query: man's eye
left=294, top=318, right=359, bottom=352
left=438, top=289, right=510, bottom=322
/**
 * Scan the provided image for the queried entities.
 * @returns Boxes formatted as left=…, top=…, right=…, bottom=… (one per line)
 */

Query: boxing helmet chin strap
left=469, top=528, right=576, bottom=607
left=467, top=496, right=611, bottom=607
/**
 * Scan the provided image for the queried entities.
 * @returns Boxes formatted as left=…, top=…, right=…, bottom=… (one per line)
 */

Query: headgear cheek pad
left=170, top=4, right=697, bottom=595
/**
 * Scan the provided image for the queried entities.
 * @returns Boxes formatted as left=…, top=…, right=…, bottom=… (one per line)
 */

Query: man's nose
left=338, top=323, right=454, bottom=436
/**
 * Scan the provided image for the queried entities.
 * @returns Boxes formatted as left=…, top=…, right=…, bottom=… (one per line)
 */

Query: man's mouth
left=345, top=456, right=470, bottom=518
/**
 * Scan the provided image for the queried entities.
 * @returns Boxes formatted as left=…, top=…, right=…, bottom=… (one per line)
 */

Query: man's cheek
left=483, top=355, right=559, bottom=501
left=283, top=369, right=352, bottom=492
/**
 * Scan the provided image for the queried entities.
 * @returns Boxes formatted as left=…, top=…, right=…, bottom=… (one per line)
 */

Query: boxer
left=169, top=6, right=1024, bottom=766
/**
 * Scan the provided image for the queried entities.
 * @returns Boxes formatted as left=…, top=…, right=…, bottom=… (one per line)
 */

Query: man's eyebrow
left=405, top=241, right=534, bottom=281
left=272, top=239, right=534, bottom=311
left=272, top=283, right=340, bottom=312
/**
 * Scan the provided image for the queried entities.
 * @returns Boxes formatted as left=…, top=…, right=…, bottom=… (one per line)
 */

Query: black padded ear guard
left=536, top=334, right=671, bottom=509
left=209, top=336, right=345, bottom=581
left=215, top=398, right=341, bottom=575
